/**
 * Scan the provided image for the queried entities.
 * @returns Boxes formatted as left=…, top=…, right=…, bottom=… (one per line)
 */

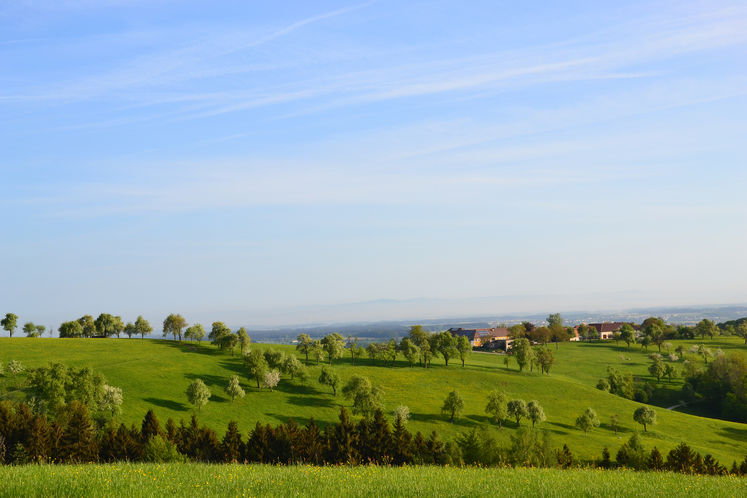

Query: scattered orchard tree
left=99, top=385, right=124, bottom=417
left=575, top=407, right=600, bottom=434
left=527, top=400, right=546, bottom=428
left=237, top=327, right=250, bottom=354
left=393, top=405, right=410, bottom=424
left=610, top=414, right=620, bottom=434
left=244, top=350, right=268, bottom=388
left=441, top=390, right=464, bottom=422
left=282, top=355, right=304, bottom=380
left=225, top=375, right=246, bottom=402
left=263, top=370, right=281, bottom=391
left=209, top=322, right=231, bottom=349
left=311, top=340, right=325, bottom=365
left=633, top=406, right=657, bottom=432
left=695, top=319, right=718, bottom=340
left=649, top=357, right=665, bottom=383
left=456, top=335, right=472, bottom=367
left=342, top=375, right=384, bottom=418
left=296, top=334, right=313, bottom=364
left=185, top=379, right=211, bottom=411
left=536, top=348, right=555, bottom=374
left=347, top=336, right=363, bottom=365
left=511, top=338, right=534, bottom=372
left=399, top=337, right=419, bottom=367
left=321, top=333, right=345, bottom=365
left=7, top=360, right=25, bottom=386
left=318, top=366, right=341, bottom=396
left=485, top=390, right=507, bottom=428
left=507, top=399, right=528, bottom=426
left=435, top=331, right=457, bottom=367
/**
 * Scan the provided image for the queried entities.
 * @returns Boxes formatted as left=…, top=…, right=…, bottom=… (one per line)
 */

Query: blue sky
left=1, top=0, right=746, bottom=329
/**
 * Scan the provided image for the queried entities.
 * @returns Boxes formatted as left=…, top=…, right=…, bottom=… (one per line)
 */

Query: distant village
left=449, top=322, right=631, bottom=351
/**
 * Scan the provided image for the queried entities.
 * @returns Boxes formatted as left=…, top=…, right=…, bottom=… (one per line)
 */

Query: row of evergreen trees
left=1, top=399, right=746, bottom=474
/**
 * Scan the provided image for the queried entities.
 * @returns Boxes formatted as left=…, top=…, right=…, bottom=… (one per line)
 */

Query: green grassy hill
left=1, top=337, right=745, bottom=463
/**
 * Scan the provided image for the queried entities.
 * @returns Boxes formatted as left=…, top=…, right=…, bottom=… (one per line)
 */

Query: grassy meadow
left=0, top=463, right=745, bottom=497
left=1, top=336, right=746, bottom=463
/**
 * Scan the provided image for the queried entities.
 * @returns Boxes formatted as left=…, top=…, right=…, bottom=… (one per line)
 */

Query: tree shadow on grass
left=465, top=414, right=492, bottom=425
left=718, top=426, right=747, bottom=443
left=143, top=397, right=188, bottom=411
left=546, top=421, right=577, bottom=436
left=218, top=360, right=245, bottom=375
left=157, top=339, right=222, bottom=356
left=409, top=412, right=473, bottom=428
left=285, top=395, right=336, bottom=408
left=273, top=381, right=322, bottom=397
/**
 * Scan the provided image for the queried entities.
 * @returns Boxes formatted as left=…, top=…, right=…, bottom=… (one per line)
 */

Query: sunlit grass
left=1, top=336, right=745, bottom=462
left=0, top=464, right=745, bottom=497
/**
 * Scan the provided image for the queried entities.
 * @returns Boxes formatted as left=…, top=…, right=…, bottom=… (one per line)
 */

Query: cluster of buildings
left=449, top=322, right=628, bottom=350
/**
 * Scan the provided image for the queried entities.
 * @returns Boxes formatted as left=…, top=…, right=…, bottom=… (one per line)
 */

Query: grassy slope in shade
left=0, top=464, right=745, bottom=497
left=0, top=337, right=745, bottom=463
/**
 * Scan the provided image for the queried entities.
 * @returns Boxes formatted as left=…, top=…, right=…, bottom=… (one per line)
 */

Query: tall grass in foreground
left=0, top=464, right=744, bottom=497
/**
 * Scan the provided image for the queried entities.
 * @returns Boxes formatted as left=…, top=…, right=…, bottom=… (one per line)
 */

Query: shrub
left=143, top=435, right=185, bottom=463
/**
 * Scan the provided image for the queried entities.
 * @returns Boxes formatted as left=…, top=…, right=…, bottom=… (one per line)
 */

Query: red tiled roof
left=588, top=322, right=624, bottom=333
left=477, top=327, right=510, bottom=339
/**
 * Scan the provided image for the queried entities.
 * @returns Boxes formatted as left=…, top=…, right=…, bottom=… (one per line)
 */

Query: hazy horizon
left=2, top=1, right=746, bottom=329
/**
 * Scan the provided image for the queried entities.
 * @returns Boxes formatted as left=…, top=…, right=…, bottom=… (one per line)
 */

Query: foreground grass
left=1, top=337, right=745, bottom=462
left=0, top=464, right=745, bottom=497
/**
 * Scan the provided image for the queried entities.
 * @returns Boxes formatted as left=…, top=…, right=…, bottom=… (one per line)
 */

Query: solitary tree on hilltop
left=1, top=313, right=18, bottom=338
left=23, top=322, right=38, bottom=337
left=210, top=321, right=231, bottom=349
left=163, top=314, right=187, bottom=341
left=185, top=323, right=206, bottom=342
left=135, top=315, right=153, bottom=339
left=78, top=315, right=96, bottom=338
left=94, top=313, right=116, bottom=337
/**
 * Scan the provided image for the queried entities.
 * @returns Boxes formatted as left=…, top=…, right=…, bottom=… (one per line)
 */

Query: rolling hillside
left=1, top=337, right=745, bottom=463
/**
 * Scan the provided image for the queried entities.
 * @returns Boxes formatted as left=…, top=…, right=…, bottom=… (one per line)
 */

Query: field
left=1, top=336, right=746, bottom=463
left=0, top=463, right=745, bottom=497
